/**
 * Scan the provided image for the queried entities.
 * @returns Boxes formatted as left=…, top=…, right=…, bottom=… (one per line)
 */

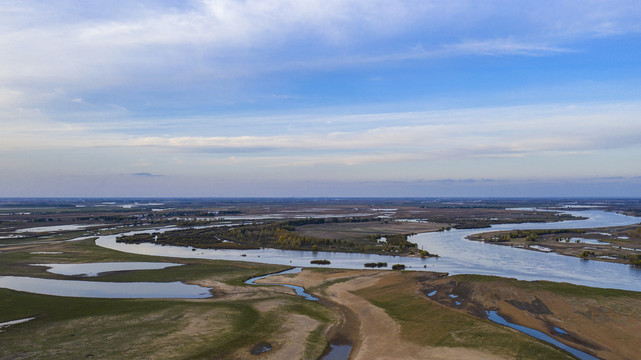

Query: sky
left=1, top=0, right=641, bottom=197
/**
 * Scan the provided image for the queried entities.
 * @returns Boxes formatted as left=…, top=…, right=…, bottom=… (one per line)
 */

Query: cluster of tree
left=580, top=250, right=595, bottom=259
left=418, top=249, right=437, bottom=258
left=310, top=259, right=331, bottom=265
left=215, top=210, right=243, bottom=215
left=428, top=213, right=584, bottom=229
left=117, top=231, right=258, bottom=250
left=626, top=254, right=641, bottom=267
left=32, top=218, right=59, bottom=222
left=391, top=264, right=406, bottom=270
left=364, top=262, right=388, bottom=268
left=373, top=234, right=417, bottom=252
left=487, top=229, right=585, bottom=243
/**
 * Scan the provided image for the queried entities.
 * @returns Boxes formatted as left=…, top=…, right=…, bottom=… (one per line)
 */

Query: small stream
left=486, top=311, right=599, bottom=360
left=245, top=268, right=352, bottom=359
left=244, top=267, right=318, bottom=301
left=321, top=344, right=353, bottom=360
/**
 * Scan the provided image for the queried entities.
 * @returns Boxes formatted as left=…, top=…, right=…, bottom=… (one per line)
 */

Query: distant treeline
left=428, top=213, right=584, bottom=229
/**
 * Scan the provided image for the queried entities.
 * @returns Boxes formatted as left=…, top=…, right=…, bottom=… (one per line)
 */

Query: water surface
left=486, top=311, right=599, bottom=360
left=33, top=262, right=183, bottom=277
left=321, top=344, right=352, bottom=360
left=0, top=276, right=212, bottom=298
left=15, top=224, right=98, bottom=233
left=95, top=209, right=641, bottom=292
left=245, top=268, right=318, bottom=301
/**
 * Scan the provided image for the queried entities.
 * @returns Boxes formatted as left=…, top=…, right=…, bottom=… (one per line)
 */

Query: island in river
left=467, top=223, right=641, bottom=266
left=114, top=206, right=586, bottom=258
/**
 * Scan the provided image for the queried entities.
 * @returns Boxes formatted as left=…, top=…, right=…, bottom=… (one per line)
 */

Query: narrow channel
left=245, top=268, right=353, bottom=359
left=244, top=267, right=318, bottom=301
left=486, top=311, right=600, bottom=360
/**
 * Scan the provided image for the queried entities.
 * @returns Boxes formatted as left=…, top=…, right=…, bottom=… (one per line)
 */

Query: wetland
left=1, top=197, right=641, bottom=359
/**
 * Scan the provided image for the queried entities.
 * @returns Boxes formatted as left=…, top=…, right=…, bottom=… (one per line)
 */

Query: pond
left=0, top=276, right=213, bottom=299
left=15, top=224, right=99, bottom=233
left=32, top=262, right=183, bottom=277
left=569, top=238, right=610, bottom=245
left=95, top=209, right=641, bottom=292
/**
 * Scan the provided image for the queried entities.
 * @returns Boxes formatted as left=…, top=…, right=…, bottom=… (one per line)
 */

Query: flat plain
left=1, top=198, right=640, bottom=359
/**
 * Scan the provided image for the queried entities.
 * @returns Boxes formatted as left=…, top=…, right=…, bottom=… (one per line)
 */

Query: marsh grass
left=451, top=274, right=641, bottom=299
left=0, top=237, right=327, bottom=359
left=354, top=273, right=573, bottom=360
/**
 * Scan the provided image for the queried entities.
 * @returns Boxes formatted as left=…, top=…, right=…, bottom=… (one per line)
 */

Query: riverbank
left=261, top=267, right=641, bottom=360
left=3, top=232, right=641, bottom=359
left=425, top=273, right=641, bottom=360
left=0, top=237, right=338, bottom=359
left=466, top=223, right=641, bottom=265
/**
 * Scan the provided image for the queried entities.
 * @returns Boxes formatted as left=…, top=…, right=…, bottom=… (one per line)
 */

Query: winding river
left=96, top=209, right=641, bottom=292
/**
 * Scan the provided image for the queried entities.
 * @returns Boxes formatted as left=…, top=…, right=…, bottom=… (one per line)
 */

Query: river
left=95, top=209, right=641, bottom=292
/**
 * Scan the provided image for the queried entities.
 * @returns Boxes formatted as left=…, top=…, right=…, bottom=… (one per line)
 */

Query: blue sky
left=1, top=0, right=641, bottom=197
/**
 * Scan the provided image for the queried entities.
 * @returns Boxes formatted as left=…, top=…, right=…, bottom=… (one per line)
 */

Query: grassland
left=2, top=198, right=641, bottom=359
left=0, top=237, right=335, bottom=360
left=352, top=272, right=574, bottom=359
left=425, top=274, right=641, bottom=359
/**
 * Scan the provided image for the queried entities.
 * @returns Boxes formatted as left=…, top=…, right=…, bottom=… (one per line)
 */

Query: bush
left=628, top=254, right=641, bottom=267
left=580, top=250, right=593, bottom=259
left=392, top=264, right=406, bottom=270
left=364, top=262, right=388, bottom=268
left=418, top=249, right=438, bottom=258
left=310, top=259, right=330, bottom=265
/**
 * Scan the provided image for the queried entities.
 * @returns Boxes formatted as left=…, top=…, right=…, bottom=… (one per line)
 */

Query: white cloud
left=2, top=102, right=640, bottom=170
left=442, top=38, right=573, bottom=57
left=2, top=0, right=640, bottom=107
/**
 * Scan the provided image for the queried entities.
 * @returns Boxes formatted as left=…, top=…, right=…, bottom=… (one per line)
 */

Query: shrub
left=310, top=259, right=330, bottom=265
left=628, top=254, right=641, bottom=267
left=364, top=262, right=388, bottom=268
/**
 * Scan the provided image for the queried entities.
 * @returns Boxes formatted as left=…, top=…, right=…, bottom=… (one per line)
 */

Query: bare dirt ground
left=261, top=269, right=506, bottom=360
left=237, top=313, right=320, bottom=360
